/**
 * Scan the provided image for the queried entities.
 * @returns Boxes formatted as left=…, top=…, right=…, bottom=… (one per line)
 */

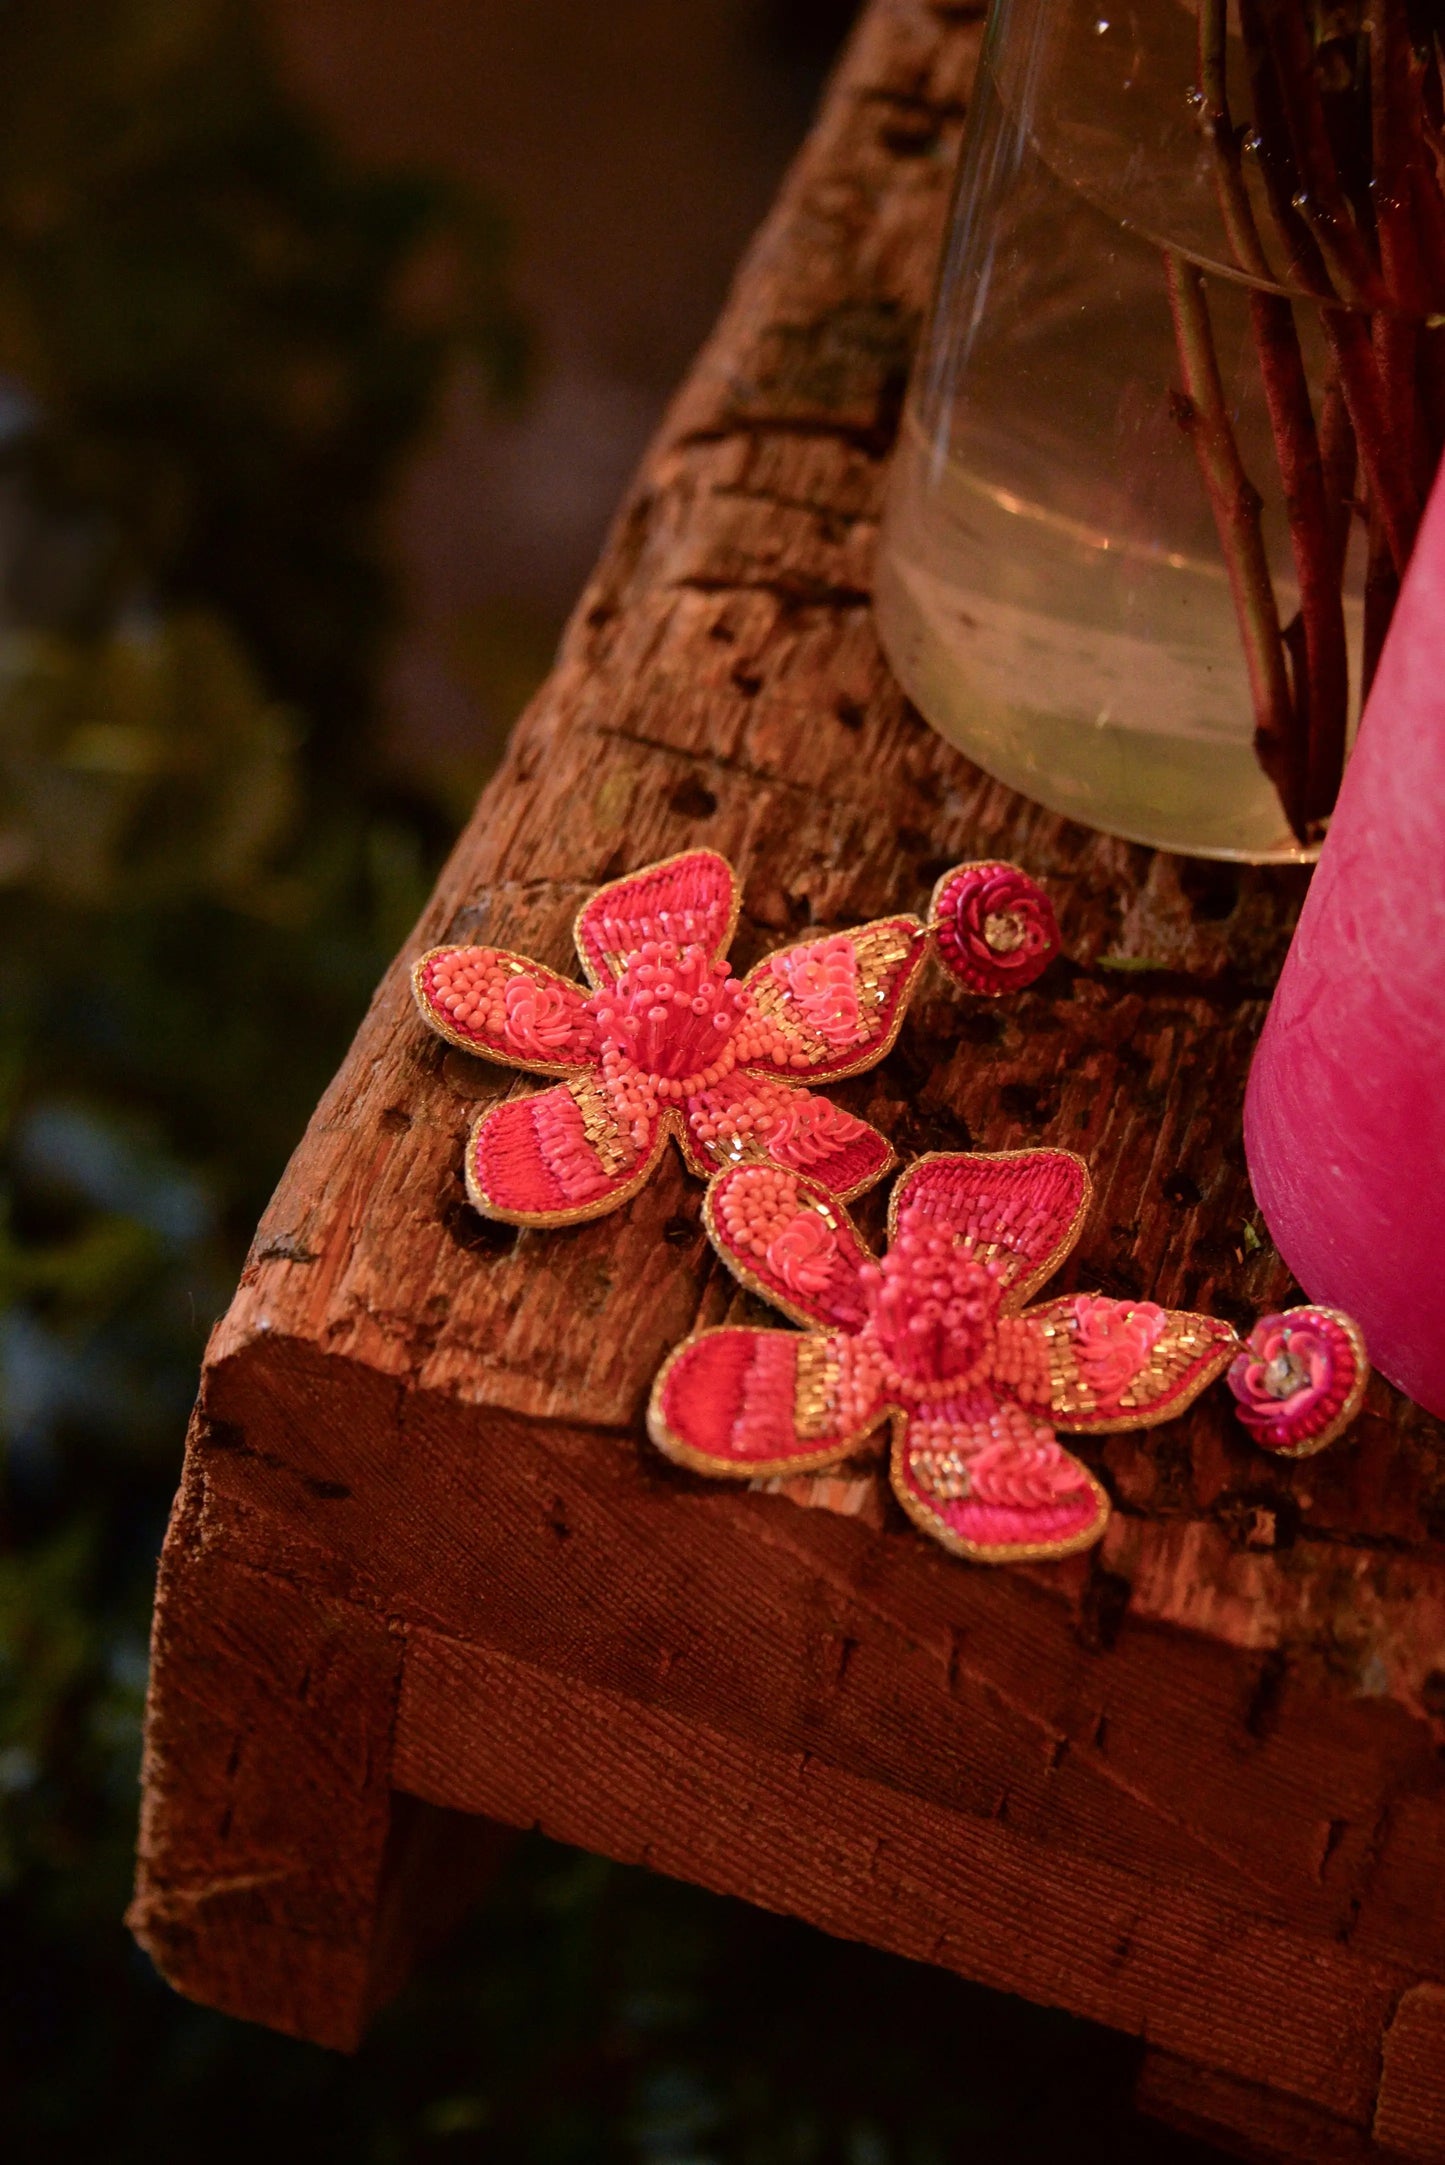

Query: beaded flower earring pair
left=413, top=850, right=1369, bottom=1566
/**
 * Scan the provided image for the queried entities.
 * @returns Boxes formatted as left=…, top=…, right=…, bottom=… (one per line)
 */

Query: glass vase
left=875, top=0, right=1445, bottom=862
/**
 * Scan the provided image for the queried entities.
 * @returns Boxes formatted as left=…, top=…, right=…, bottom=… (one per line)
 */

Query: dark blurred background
left=0, top=4, right=1222, bottom=2157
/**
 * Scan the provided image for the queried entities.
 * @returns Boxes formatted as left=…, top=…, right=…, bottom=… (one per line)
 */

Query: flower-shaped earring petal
left=650, top=1150, right=1239, bottom=1563
left=412, top=851, right=930, bottom=1226
left=1227, top=1307, right=1368, bottom=1455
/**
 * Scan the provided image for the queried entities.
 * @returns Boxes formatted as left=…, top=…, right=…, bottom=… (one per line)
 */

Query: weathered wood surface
left=131, top=2, right=1445, bottom=2155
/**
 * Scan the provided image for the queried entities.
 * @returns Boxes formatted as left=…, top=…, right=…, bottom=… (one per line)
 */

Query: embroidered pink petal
left=1026, top=1295, right=1238, bottom=1430
left=573, top=850, right=737, bottom=987
left=704, top=1164, right=872, bottom=1329
left=1228, top=1306, right=1368, bottom=1456
left=466, top=1081, right=664, bottom=1226
left=413, top=948, right=599, bottom=1071
left=931, top=861, right=1060, bottom=997
left=681, top=1072, right=892, bottom=1201
left=890, top=1400, right=1108, bottom=1562
left=763, top=1086, right=893, bottom=1196
left=738, top=917, right=927, bottom=1081
left=649, top=1327, right=887, bottom=1476
left=888, top=1149, right=1091, bottom=1307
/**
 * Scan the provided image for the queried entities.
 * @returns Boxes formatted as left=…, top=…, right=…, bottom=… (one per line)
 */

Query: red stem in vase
left=1164, top=250, right=1303, bottom=834
left=1255, top=0, right=1387, bottom=308
left=1252, top=290, right=1352, bottom=826
left=1196, top=0, right=1347, bottom=831
left=1176, top=0, right=1445, bottom=834
left=1238, top=0, right=1423, bottom=574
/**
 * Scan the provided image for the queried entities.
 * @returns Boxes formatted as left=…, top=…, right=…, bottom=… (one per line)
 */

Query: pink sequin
left=769, top=935, right=866, bottom=1052
left=1069, top=1295, right=1167, bottom=1400
left=506, top=977, right=584, bottom=1061
left=764, top=1092, right=872, bottom=1167
left=909, top=1408, right=1086, bottom=1508
left=765, top=1209, right=836, bottom=1298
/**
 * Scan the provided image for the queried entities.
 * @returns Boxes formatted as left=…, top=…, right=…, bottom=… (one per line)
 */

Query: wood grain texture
left=129, top=1453, right=403, bottom=2048
left=135, top=1, right=1445, bottom=2153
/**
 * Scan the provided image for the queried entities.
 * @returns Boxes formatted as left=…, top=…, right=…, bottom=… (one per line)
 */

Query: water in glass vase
left=877, top=8, right=1373, bottom=863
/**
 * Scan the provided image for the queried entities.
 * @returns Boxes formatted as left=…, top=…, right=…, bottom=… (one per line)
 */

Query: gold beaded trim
left=744, top=967, right=830, bottom=1067
left=1040, top=1316, right=1095, bottom=1422
left=1115, top=1317, right=1214, bottom=1411
left=568, top=1070, right=636, bottom=1179
left=852, top=922, right=918, bottom=1023
left=909, top=1444, right=974, bottom=1502
left=792, top=1336, right=842, bottom=1441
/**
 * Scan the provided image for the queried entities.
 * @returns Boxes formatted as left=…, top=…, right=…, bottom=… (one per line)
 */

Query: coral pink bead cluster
left=586, top=940, right=749, bottom=1085
left=829, top=1224, right=1049, bottom=1422
left=422, top=950, right=591, bottom=1064
left=583, top=940, right=804, bottom=1150
left=713, top=1165, right=844, bottom=1300
left=979, top=1311, right=1052, bottom=1405
left=713, top=1161, right=810, bottom=1258
left=861, top=1216, right=1005, bottom=1390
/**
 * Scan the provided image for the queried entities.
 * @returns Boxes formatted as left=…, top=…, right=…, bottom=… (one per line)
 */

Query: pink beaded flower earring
left=411, top=850, right=1059, bottom=1228
left=649, top=1152, right=1371, bottom=1566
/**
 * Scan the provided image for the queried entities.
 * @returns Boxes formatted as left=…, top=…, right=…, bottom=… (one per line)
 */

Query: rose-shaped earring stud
left=929, top=861, right=1061, bottom=997
left=1227, top=1307, right=1369, bottom=1455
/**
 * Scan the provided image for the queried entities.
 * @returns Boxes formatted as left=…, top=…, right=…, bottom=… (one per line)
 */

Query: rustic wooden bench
left=129, top=3, right=1445, bottom=2157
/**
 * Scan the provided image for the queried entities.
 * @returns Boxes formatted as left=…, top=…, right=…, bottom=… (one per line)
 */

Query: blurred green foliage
left=0, top=0, right=523, bottom=2142
left=0, top=5, right=1220, bottom=2159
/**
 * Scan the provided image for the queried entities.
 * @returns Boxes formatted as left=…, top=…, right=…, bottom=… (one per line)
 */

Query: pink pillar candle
left=1245, top=468, right=1445, bottom=1416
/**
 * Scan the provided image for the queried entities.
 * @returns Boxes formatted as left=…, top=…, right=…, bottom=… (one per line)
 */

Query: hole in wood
left=668, top=776, right=718, bottom=820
